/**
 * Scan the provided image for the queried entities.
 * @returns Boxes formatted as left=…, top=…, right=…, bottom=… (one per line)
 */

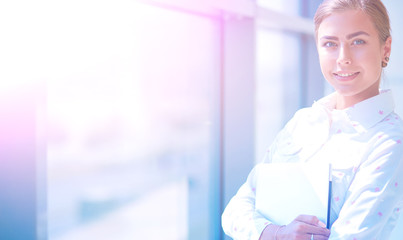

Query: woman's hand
left=260, top=215, right=330, bottom=240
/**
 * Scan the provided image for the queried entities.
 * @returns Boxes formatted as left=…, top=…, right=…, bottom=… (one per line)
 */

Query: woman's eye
left=323, top=42, right=337, bottom=48
left=353, top=39, right=366, bottom=45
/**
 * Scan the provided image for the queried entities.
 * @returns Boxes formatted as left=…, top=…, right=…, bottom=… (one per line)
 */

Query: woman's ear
left=383, top=36, right=392, bottom=59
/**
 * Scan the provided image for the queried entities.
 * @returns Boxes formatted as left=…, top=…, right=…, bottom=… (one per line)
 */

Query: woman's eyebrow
left=320, top=35, right=338, bottom=41
left=320, top=31, right=370, bottom=41
left=347, top=31, right=370, bottom=39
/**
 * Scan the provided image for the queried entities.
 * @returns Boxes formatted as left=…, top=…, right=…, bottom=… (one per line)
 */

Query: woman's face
left=317, top=10, right=391, bottom=107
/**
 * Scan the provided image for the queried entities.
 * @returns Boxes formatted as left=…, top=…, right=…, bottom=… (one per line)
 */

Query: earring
left=382, top=56, right=390, bottom=68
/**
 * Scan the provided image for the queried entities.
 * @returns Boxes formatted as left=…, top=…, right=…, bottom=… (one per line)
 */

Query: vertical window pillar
left=0, top=84, right=46, bottom=240
left=221, top=14, right=256, bottom=239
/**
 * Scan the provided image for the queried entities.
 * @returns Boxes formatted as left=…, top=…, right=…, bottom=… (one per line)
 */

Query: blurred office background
left=0, top=0, right=403, bottom=239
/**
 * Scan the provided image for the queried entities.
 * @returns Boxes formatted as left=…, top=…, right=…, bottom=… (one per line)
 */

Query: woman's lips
left=333, top=72, right=360, bottom=81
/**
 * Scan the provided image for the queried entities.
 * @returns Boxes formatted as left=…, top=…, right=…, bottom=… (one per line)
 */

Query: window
left=257, top=0, right=301, bottom=15
left=254, top=2, right=324, bottom=162
left=47, top=1, right=220, bottom=239
left=255, top=30, right=303, bottom=161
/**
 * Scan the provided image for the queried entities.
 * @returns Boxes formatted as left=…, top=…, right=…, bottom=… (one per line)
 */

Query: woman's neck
left=335, top=88, right=380, bottom=110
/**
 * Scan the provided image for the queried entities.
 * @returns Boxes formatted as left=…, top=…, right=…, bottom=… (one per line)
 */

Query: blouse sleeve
left=221, top=165, right=273, bottom=240
left=329, top=133, right=403, bottom=239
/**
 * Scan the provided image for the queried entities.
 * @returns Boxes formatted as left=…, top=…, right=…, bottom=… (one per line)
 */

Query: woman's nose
left=337, top=46, right=352, bottom=65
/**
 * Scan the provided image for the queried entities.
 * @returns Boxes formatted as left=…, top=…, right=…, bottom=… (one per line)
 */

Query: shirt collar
left=313, top=90, right=395, bottom=131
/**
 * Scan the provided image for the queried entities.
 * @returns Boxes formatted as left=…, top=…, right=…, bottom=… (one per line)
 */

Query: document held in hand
left=255, top=162, right=331, bottom=226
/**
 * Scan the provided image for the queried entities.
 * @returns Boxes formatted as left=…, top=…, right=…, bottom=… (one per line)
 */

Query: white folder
left=255, top=162, right=330, bottom=226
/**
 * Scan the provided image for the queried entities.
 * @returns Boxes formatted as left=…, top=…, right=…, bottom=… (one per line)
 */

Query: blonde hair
left=314, top=0, right=391, bottom=43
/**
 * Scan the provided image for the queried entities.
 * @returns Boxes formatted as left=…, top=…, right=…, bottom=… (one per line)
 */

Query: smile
left=333, top=72, right=359, bottom=81
left=337, top=73, right=355, bottom=77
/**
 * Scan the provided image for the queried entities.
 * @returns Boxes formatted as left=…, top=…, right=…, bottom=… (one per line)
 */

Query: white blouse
left=222, top=90, right=403, bottom=240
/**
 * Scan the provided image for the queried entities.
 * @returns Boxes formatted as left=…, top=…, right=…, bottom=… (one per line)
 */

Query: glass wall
left=47, top=1, right=220, bottom=239
left=254, top=1, right=324, bottom=162
left=257, top=0, right=301, bottom=15
left=383, top=1, right=403, bottom=238
left=255, top=30, right=303, bottom=161
left=384, top=0, right=403, bottom=117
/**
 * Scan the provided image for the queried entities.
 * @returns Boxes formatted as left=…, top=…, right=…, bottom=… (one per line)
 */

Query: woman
left=222, top=0, right=403, bottom=239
